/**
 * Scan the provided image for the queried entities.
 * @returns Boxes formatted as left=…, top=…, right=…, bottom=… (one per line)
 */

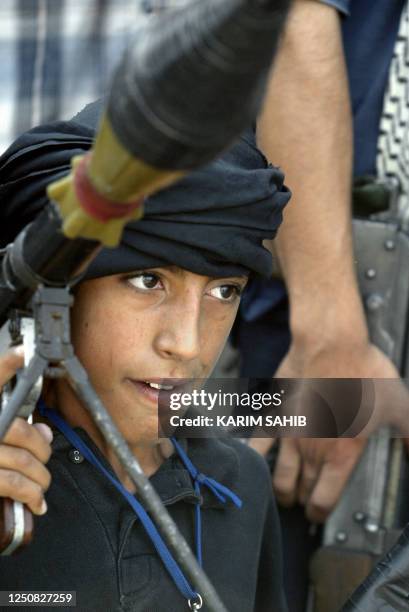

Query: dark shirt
left=340, top=0, right=405, bottom=177
left=0, top=429, right=287, bottom=612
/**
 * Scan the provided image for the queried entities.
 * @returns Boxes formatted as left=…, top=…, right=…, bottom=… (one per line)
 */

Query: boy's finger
left=0, top=446, right=51, bottom=492
left=0, top=468, right=47, bottom=516
left=3, top=419, right=52, bottom=465
left=0, top=346, right=25, bottom=389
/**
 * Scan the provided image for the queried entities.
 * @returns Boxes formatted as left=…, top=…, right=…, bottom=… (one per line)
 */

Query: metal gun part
left=308, top=213, right=409, bottom=611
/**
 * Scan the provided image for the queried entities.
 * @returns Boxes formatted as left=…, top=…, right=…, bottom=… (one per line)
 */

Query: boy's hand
left=0, top=347, right=53, bottom=515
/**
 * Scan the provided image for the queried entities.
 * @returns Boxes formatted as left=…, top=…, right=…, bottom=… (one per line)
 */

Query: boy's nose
left=154, top=291, right=202, bottom=362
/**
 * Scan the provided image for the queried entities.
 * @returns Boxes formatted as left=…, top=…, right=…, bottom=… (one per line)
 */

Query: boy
left=0, top=100, right=290, bottom=611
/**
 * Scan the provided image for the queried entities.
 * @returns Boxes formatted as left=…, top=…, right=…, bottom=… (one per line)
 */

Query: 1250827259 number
left=0, top=591, right=76, bottom=606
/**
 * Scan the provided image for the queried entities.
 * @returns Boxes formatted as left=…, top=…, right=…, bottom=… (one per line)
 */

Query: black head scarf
left=0, top=99, right=290, bottom=278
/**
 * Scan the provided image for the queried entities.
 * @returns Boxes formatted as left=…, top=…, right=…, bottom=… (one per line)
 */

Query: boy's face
left=57, top=266, right=247, bottom=449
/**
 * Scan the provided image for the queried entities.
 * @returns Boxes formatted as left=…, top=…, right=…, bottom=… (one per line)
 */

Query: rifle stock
left=309, top=547, right=373, bottom=612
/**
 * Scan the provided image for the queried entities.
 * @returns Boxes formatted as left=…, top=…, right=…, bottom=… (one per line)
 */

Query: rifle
left=307, top=178, right=409, bottom=612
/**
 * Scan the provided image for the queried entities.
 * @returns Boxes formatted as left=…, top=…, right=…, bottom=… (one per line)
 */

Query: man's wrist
left=289, top=290, right=369, bottom=350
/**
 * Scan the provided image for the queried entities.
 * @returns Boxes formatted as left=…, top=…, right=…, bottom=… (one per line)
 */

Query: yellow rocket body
left=47, top=115, right=184, bottom=247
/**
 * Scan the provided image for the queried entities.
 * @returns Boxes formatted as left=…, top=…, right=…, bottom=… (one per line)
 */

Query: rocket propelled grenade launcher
left=0, top=0, right=290, bottom=328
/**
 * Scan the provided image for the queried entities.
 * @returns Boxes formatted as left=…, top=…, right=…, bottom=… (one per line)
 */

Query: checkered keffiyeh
left=0, top=0, right=155, bottom=154
left=377, top=2, right=409, bottom=223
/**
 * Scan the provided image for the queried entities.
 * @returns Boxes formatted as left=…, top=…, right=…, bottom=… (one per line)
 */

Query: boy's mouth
left=144, top=381, right=175, bottom=391
left=128, top=378, right=191, bottom=403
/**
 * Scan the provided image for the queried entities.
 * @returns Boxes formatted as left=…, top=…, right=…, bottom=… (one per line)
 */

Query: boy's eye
left=209, top=284, right=242, bottom=302
left=127, top=273, right=162, bottom=290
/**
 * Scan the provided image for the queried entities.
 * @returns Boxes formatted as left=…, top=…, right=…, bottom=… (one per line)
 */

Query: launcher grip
left=0, top=498, right=33, bottom=555
left=0, top=319, right=39, bottom=555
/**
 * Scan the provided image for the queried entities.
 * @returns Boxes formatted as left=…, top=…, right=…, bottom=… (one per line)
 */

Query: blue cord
left=37, top=400, right=242, bottom=605
left=38, top=400, right=197, bottom=601
left=170, top=437, right=242, bottom=569
left=170, top=437, right=243, bottom=509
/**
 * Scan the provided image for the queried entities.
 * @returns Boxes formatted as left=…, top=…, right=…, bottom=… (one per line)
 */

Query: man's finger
left=273, top=438, right=301, bottom=506
left=298, top=460, right=319, bottom=506
left=305, top=440, right=366, bottom=523
left=248, top=437, right=275, bottom=457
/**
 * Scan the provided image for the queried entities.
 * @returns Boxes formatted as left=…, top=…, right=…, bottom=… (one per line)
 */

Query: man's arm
left=251, top=0, right=400, bottom=522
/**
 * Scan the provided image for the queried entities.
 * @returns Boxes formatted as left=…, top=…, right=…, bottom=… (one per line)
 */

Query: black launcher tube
left=107, top=0, right=291, bottom=169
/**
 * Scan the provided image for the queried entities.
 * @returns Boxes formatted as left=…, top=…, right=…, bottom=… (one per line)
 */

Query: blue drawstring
left=170, top=437, right=242, bottom=567
left=37, top=400, right=242, bottom=605
left=171, top=437, right=243, bottom=510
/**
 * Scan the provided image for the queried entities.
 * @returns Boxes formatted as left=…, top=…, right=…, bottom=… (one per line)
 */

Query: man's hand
left=273, top=438, right=366, bottom=523
left=250, top=341, right=406, bottom=522
left=0, top=347, right=53, bottom=515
